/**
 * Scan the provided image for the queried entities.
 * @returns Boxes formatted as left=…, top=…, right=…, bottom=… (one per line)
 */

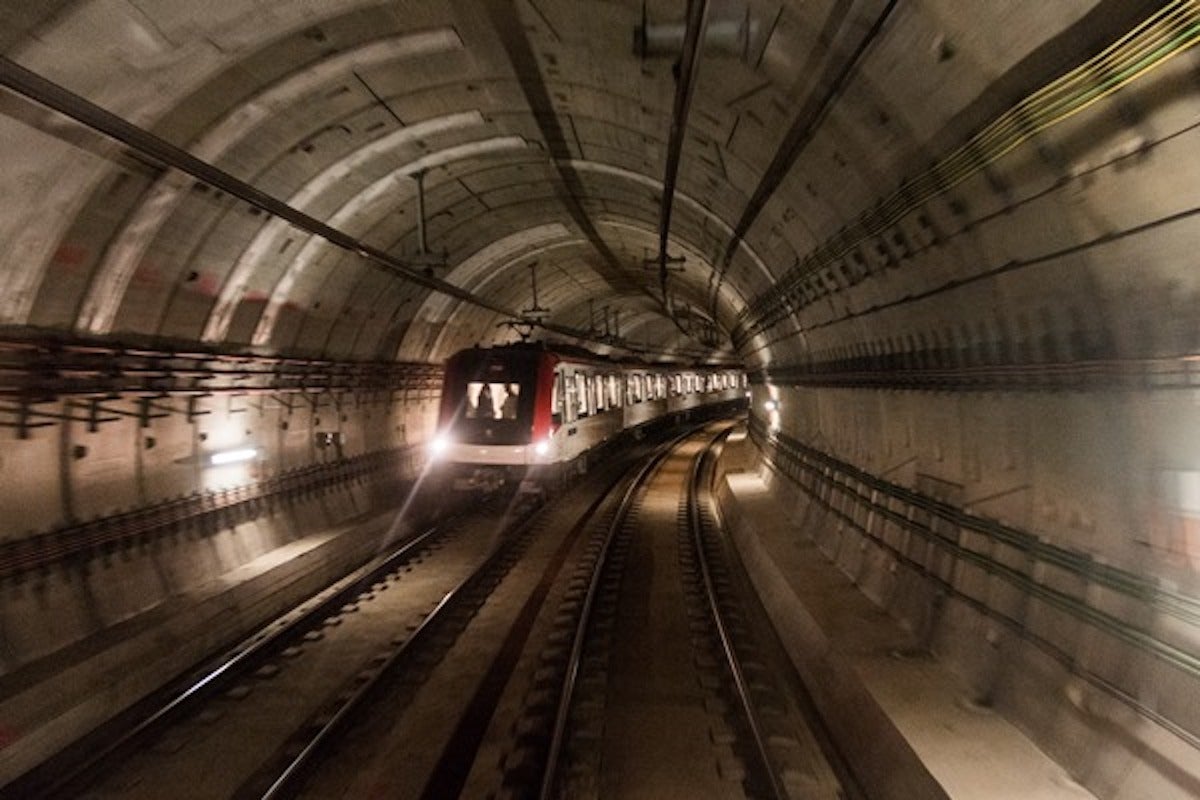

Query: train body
left=429, top=343, right=746, bottom=490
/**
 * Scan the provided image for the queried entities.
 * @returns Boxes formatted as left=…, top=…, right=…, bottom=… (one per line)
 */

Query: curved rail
left=259, top=499, right=547, bottom=799
left=537, top=429, right=691, bottom=800
left=21, top=522, right=451, bottom=796
left=25, top=519, right=450, bottom=799
left=688, top=429, right=788, bottom=799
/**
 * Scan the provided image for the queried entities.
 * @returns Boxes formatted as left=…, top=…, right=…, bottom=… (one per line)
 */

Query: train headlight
left=534, top=439, right=551, bottom=456
left=763, top=399, right=778, bottom=412
left=429, top=434, right=450, bottom=459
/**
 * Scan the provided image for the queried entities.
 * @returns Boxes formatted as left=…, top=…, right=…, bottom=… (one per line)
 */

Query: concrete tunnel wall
left=0, top=0, right=1199, bottom=796
left=0, top=382, right=440, bottom=782
left=731, top=31, right=1200, bottom=792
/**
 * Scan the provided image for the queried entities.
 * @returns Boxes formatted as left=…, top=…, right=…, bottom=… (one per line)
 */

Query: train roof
left=447, top=341, right=736, bottom=371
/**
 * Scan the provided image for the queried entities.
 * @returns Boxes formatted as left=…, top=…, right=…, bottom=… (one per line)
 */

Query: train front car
left=430, top=345, right=557, bottom=491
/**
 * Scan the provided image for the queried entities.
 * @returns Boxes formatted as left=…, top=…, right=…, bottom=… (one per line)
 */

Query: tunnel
left=1, top=1, right=1198, bottom=797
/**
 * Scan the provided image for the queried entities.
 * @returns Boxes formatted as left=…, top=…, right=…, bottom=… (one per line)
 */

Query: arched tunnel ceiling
left=0, top=0, right=1190, bottom=367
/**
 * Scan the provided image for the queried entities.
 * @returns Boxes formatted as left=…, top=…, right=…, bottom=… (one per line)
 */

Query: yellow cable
left=746, top=1, right=1200, bottom=327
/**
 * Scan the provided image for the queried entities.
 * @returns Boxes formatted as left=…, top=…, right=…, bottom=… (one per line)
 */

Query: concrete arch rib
left=399, top=224, right=578, bottom=360
left=248, top=134, right=531, bottom=346
left=75, top=29, right=463, bottom=335
left=198, top=112, right=515, bottom=343
left=567, top=159, right=775, bottom=287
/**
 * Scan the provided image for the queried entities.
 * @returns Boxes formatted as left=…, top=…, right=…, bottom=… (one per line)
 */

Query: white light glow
left=210, top=447, right=257, bottom=466
left=763, top=399, right=778, bottom=412
left=429, top=434, right=450, bottom=459
left=534, top=440, right=550, bottom=456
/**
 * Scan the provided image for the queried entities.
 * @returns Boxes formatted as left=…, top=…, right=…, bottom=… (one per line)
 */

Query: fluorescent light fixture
left=210, top=447, right=257, bottom=466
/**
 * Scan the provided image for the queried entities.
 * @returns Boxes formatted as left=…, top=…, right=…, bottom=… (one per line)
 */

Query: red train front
left=430, top=344, right=559, bottom=490
left=429, top=342, right=747, bottom=491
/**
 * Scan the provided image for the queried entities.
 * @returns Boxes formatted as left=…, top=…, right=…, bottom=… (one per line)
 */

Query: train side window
left=594, top=375, right=606, bottom=412
left=608, top=374, right=620, bottom=407
left=552, top=370, right=565, bottom=426
left=562, top=370, right=577, bottom=423
left=576, top=373, right=590, bottom=417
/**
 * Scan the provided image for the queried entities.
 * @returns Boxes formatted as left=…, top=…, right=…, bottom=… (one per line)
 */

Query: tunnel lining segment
left=736, top=0, right=1200, bottom=341
left=746, top=415, right=1200, bottom=755
left=714, top=459, right=1101, bottom=799
left=0, top=56, right=521, bottom=324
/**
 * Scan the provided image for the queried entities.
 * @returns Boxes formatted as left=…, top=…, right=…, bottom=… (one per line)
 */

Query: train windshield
left=447, top=358, right=536, bottom=444
left=465, top=381, right=522, bottom=420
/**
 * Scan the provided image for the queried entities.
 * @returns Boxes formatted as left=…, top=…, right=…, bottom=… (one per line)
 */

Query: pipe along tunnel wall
left=716, top=417, right=1200, bottom=800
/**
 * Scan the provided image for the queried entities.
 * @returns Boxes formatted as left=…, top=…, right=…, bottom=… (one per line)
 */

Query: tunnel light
left=763, top=399, right=778, bottom=413
left=429, top=434, right=451, bottom=459
left=210, top=447, right=257, bottom=466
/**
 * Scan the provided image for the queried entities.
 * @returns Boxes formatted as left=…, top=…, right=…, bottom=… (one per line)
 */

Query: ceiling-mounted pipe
left=413, top=170, right=429, bottom=255
left=0, top=56, right=517, bottom=320
left=656, top=0, right=710, bottom=303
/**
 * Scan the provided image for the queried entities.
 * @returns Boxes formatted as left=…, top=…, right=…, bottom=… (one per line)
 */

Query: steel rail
left=259, top=498, right=544, bottom=799
left=537, top=427, right=696, bottom=800
left=22, top=520, right=447, bottom=799
left=687, top=428, right=788, bottom=799
left=750, top=419, right=1200, bottom=754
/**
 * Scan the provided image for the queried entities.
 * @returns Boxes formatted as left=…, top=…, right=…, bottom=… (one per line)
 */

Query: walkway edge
left=714, top=438, right=1096, bottom=800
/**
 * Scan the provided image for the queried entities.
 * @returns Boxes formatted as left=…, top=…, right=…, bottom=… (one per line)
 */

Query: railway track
left=330, top=420, right=847, bottom=800
left=13, top=417, right=855, bottom=799
left=520, top=423, right=850, bottom=799
left=6, top=494, right=527, bottom=799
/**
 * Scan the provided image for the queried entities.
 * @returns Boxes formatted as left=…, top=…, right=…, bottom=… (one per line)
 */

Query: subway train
left=428, top=342, right=746, bottom=490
